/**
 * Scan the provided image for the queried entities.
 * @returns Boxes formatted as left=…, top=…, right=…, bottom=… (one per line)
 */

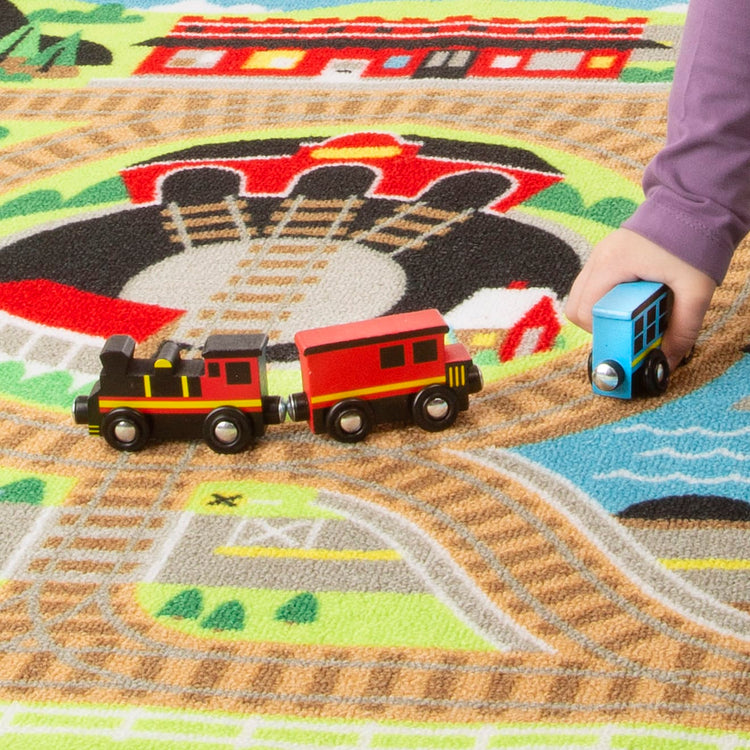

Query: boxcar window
left=633, top=296, right=666, bottom=358
left=208, top=362, right=221, bottom=378
left=226, top=361, right=252, bottom=385
left=633, top=316, right=645, bottom=357
left=380, top=344, right=405, bottom=369
left=659, top=302, right=669, bottom=329
left=413, top=339, right=438, bottom=364
left=646, top=306, right=658, bottom=345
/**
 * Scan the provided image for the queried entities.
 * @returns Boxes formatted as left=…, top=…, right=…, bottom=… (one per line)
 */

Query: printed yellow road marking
left=214, top=546, right=401, bottom=561
left=660, top=558, right=750, bottom=571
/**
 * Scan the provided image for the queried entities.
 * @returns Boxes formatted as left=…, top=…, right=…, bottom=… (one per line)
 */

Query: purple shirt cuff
left=622, top=192, right=736, bottom=284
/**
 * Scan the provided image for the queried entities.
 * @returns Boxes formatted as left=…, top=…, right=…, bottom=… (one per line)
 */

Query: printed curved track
left=1, top=84, right=749, bottom=728
left=0, top=84, right=666, bottom=194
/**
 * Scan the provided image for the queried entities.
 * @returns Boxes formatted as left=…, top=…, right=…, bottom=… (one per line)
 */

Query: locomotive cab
left=200, top=334, right=285, bottom=452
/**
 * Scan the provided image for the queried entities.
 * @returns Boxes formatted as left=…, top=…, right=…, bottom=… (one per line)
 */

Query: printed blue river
left=513, top=353, right=750, bottom=515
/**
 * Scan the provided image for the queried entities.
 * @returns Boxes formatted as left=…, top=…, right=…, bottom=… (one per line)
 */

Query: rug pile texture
left=0, top=0, right=749, bottom=747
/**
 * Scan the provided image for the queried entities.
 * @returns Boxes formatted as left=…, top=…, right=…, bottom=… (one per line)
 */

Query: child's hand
left=565, top=228, right=717, bottom=371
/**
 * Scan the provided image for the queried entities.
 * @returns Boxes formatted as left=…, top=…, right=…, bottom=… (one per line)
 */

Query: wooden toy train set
left=73, top=282, right=674, bottom=453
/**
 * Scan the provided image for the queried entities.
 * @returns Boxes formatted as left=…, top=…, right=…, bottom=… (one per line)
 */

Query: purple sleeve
left=622, top=0, right=750, bottom=284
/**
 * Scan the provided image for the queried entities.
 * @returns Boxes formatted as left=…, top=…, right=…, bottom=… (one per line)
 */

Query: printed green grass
left=139, top=582, right=495, bottom=651
left=1, top=703, right=748, bottom=750
left=0, top=467, right=75, bottom=506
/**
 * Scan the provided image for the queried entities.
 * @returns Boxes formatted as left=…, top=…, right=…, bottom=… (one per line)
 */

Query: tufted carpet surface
left=0, top=0, right=749, bottom=747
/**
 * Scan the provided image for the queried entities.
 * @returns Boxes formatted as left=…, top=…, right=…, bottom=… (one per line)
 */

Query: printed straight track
left=1, top=83, right=750, bottom=728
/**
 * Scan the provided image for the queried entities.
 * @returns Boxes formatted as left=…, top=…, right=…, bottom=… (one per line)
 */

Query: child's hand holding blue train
left=566, top=228, right=716, bottom=376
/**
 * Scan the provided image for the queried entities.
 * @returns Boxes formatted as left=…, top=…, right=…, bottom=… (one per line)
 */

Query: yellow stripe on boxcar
left=309, top=376, right=445, bottom=406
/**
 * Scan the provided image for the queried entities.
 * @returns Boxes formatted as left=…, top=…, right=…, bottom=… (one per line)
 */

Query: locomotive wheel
left=411, top=385, right=459, bottom=432
left=102, top=408, right=151, bottom=452
left=203, top=407, right=254, bottom=454
left=641, top=349, right=670, bottom=396
left=326, top=399, right=373, bottom=443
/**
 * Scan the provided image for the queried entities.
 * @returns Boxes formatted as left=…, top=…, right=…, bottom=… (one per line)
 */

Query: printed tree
left=0, top=477, right=45, bottom=505
left=524, top=182, right=638, bottom=228
left=0, top=23, right=81, bottom=73
left=201, top=600, right=246, bottom=632
left=0, top=0, right=111, bottom=66
left=0, top=24, right=43, bottom=62
left=157, top=588, right=204, bottom=620
left=28, top=31, right=81, bottom=70
left=274, top=592, right=319, bottom=625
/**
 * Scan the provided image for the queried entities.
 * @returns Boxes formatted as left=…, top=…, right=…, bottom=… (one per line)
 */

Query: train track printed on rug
left=0, top=0, right=749, bottom=744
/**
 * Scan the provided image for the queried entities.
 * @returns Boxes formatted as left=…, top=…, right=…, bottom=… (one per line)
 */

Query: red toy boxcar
left=287, top=308, right=483, bottom=442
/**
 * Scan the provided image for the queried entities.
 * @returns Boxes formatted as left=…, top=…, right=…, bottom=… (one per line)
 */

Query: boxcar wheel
left=326, top=400, right=373, bottom=443
left=641, top=349, right=670, bottom=395
left=102, top=408, right=151, bottom=452
left=203, top=407, right=253, bottom=454
left=412, top=385, right=459, bottom=432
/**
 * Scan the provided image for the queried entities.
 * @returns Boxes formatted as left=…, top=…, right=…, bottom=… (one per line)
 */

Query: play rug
left=0, top=0, right=749, bottom=747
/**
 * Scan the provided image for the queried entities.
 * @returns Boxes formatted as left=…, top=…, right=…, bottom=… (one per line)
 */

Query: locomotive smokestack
left=99, top=335, right=136, bottom=376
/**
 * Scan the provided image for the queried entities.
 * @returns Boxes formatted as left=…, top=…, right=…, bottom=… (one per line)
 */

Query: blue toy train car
left=590, top=281, right=673, bottom=399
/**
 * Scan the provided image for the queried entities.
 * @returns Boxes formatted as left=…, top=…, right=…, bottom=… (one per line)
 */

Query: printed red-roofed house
left=444, top=283, right=562, bottom=362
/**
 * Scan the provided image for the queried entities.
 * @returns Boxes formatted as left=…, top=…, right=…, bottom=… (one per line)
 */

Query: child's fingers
left=661, top=276, right=716, bottom=371
left=565, top=231, right=640, bottom=331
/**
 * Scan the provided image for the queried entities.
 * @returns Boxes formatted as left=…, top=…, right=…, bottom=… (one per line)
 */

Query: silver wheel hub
left=425, top=396, right=449, bottom=420
left=214, top=419, right=239, bottom=444
left=339, top=410, right=363, bottom=434
left=593, top=362, right=621, bottom=391
left=113, top=420, right=137, bottom=444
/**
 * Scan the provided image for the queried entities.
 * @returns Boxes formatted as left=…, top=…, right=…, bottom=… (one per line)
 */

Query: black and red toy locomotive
left=73, top=309, right=483, bottom=453
left=73, top=332, right=285, bottom=454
